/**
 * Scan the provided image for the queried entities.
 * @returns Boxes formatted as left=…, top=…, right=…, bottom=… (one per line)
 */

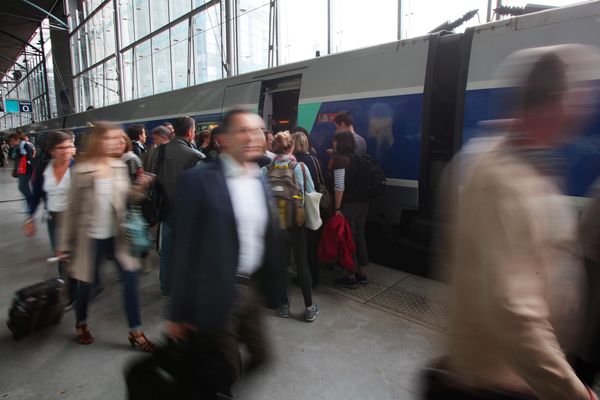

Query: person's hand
left=23, top=219, right=36, bottom=237
left=55, top=251, right=70, bottom=263
left=136, top=172, right=154, bottom=190
left=166, top=321, right=196, bottom=341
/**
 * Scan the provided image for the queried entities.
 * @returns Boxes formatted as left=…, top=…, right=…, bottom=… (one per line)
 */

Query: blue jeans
left=17, top=174, right=32, bottom=210
left=75, top=238, right=141, bottom=329
left=159, top=221, right=173, bottom=296
left=47, top=212, right=77, bottom=302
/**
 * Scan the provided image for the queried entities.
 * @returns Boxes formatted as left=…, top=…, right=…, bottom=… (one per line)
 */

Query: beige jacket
left=58, top=159, right=140, bottom=283
left=446, top=139, right=588, bottom=399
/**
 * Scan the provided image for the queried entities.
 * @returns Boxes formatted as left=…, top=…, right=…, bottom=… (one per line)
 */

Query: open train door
left=391, top=31, right=472, bottom=277
left=259, top=75, right=302, bottom=132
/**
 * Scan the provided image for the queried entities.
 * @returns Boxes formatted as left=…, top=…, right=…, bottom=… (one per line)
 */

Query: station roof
left=0, top=0, right=62, bottom=79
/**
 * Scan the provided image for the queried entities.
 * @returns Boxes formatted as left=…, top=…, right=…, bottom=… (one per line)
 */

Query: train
left=9, top=1, right=600, bottom=276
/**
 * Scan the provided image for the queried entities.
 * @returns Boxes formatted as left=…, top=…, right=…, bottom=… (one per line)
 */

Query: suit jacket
left=169, top=158, right=282, bottom=333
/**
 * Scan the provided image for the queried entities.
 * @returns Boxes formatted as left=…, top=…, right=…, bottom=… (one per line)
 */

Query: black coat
left=169, top=158, right=283, bottom=333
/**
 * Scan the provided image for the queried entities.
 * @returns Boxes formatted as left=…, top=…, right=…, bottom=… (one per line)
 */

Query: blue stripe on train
left=462, top=88, right=600, bottom=197
left=308, top=93, right=423, bottom=181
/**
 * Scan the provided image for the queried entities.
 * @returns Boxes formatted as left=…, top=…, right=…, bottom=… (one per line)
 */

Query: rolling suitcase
left=6, top=277, right=65, bottom=340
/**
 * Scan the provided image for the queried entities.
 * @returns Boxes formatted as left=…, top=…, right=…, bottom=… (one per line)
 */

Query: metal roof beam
left=19, top=0, right=69, bottom=30
left=0, top=55, right=27, bottom=70
left=0, top=30, right=42, bottom=54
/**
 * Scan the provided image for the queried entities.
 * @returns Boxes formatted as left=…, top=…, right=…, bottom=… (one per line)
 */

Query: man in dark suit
left=166, top=109, right=282, bottom=393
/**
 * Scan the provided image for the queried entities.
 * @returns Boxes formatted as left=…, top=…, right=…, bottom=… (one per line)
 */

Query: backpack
left=348, top=154, right=386, bottom=201
left=266, top=161, right=305, bottom=230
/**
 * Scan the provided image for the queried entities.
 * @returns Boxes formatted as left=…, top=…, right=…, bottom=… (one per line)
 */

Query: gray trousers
left=340, top=202, right=369, bottom=271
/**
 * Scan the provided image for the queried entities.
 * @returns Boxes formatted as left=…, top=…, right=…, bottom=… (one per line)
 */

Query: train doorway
left=260, top=75, right=301, bottom=132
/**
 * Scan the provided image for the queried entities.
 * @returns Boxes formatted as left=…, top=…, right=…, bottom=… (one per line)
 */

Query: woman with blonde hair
left=264, top=131, right=319, bottom=322
left=57, top=121, right=154, bottom=351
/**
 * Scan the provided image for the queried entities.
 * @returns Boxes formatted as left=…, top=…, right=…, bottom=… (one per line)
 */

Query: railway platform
left=0, top=165, right=446, bottom=400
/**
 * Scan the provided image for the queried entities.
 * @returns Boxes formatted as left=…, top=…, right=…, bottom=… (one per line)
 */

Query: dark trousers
left=341, top=202, right=369, bottom=271
left=574, top=258, right=600, bottom=385
left=47, top=212, right=77, bottom=302
left=422, top=363, right=538, bottom=400
left=306, top=227, right=322, bottom=287
left=281, top=227, right=313, bottom=307
left=217, top=284, right=270, bottom=381
left=76, top=238, right=142, bottom=329
left=17, top=173, right=32, bottom=210
left=159, top=220, right=173, bottom=296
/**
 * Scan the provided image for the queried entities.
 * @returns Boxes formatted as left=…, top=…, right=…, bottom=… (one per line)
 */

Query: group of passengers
left=15, top=109, right=371, bottom=395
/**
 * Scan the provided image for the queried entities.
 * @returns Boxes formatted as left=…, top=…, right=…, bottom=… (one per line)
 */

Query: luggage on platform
left=7, top=277, right=65, bottom=340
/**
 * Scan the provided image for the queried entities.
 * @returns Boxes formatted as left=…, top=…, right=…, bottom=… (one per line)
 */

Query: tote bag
left=299, top=163, right=322, bottom=230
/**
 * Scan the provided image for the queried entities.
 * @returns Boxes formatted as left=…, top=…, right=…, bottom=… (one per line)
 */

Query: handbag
left=300, top=163, right=322, bottom=230
left=124, top=206, right=152, bottom=257
left=309, top=155, right=332, bottom=210
left=305, top=191, right=323, bottom=230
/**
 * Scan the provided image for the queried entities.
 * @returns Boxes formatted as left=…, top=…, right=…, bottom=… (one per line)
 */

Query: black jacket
left=156, top=137, right=204, bottom=220
left=169, top=158, right=283, bottom=333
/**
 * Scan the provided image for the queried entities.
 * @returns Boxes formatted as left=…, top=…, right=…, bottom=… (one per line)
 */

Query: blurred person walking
left=166, top=109, right=281, bottom=395
left=8, top=132, right=35, bottom=212
left=435, top=46, right=600, bottom=400
left=57, top=121, right=154, bottom=351
left=25, top=130, right=78, bottom=309
left=574, top=179, right=600, bottom=386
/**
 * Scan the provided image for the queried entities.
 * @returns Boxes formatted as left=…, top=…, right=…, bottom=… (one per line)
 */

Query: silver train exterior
left=15, top=1, right=600, bottom=273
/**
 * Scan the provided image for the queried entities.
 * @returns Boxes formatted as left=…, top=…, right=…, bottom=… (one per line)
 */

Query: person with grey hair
left=431, top=45, right=600, bottom=400
left=142, top=125, right=171, bottom=172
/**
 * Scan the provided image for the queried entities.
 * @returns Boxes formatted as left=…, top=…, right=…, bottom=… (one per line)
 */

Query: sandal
left=75, top=324, right=93, bottom=345
left=128, top=331, right=155, bottom=353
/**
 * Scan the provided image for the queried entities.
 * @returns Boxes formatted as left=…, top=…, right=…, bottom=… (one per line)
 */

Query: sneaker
left=335, top=277, right=359, bottom=289
left=278, top=303, right=290, bottom=318
left=356, top=273, right=368, bottom=285
left=304, top=304, right=320, bottom=322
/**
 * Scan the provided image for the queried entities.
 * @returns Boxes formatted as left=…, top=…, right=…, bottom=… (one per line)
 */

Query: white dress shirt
left=43, top=161, right=71, bottom=212
left=220, top=154, right=268, bottom=277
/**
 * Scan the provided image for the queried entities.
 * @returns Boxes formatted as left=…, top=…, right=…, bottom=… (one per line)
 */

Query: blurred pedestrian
left=166, top=109, right=281, bottom=394
left=8, top=132, right=35, bottom=212
left=437, top=46, right=600, bottom=400
left=57, top=121, right=154, bottom=351
left=26, top=130, right=78, bottom=309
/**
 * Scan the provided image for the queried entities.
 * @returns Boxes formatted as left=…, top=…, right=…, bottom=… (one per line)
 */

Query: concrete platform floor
left=0, top=166, right=445, bottom=399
